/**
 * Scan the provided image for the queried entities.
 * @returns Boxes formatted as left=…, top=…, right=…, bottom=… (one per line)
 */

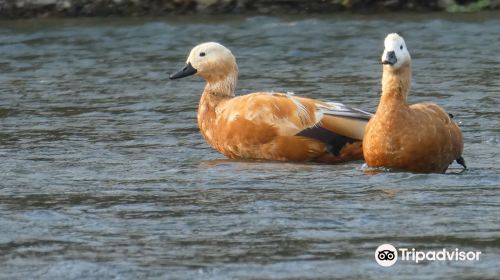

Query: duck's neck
left=199, top=71, right=238, bottom=113
left=203, top=67, right=238, bottom=98
left=197, top=71, right=238, bottom=143
left=380, top=62, right=411, bottom=107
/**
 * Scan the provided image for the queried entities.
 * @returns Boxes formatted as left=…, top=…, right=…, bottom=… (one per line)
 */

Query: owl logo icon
left=375, top=244, right=398, bottom=267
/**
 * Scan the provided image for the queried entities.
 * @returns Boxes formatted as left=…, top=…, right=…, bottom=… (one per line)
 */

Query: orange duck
left=170, top=42, right=372, bottom=163
left=363, top=34, right=466, bottom=173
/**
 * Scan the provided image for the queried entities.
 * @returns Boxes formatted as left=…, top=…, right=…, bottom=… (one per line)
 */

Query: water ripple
left=0, top=14, right=499, bottom=279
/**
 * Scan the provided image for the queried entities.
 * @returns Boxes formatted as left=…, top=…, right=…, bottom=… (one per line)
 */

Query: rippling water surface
left=0, top=13, right=499, bottom=279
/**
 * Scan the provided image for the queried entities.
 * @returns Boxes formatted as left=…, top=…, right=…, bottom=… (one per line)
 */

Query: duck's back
left=199, top=91, right=369, bottom=162
left=205, top=92, right=321, bottom=160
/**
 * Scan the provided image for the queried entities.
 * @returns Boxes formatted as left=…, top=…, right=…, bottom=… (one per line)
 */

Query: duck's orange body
left=363, top=34, right=464, bottom=173
left=171, top=42, right=371, bottom=163
left=198, top=90, right=366, bottom=163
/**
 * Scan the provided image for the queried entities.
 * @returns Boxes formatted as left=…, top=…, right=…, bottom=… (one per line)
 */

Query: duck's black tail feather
left=456, top=156, right=467, bottom=169
left=296, top=127, right=356, bottom=156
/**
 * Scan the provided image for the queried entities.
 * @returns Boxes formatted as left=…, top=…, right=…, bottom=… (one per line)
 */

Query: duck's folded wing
left=302, top=100, right=372, bottom=141
left=219, top=93, right=371, bottom=146
left=216, top=92, right=318, bottom=137
left=320, top=101, right=372, bottom=120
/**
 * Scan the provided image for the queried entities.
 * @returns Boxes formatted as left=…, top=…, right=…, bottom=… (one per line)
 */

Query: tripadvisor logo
left=375, top=244, right=482, bottom=267
left=375, top=244, right=398, bottom=267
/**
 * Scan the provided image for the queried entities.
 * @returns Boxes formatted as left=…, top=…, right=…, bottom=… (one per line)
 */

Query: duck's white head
left=170, top=42, right=238, bottom=82
left=381, top=33, right=411, bottom=69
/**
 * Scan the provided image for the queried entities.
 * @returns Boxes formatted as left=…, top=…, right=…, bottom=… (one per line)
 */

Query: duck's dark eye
left=400, top=45, right=403, bottom=50
left=200, top=52, right=206, bottom=57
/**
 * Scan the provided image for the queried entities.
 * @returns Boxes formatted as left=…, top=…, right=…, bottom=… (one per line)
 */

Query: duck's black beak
left=170, top=62, right=197, bottom=80
left=382, top=51, right=397, bottom=66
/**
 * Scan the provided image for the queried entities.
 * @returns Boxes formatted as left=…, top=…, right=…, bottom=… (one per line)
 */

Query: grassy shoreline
left=0, top=0, right=498, bottom=19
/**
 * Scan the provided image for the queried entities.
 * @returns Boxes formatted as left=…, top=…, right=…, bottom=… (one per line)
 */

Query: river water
left=0, top=13, right=499, bottom=279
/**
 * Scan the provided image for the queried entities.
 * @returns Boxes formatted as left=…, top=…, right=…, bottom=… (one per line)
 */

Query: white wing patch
left=286, top=92, right=310, bottom=125
left=326, top=102, right=355, bottom=111
left=313, top=107, right=325, bottom=128
left=322, top=101, right=373, bottom=119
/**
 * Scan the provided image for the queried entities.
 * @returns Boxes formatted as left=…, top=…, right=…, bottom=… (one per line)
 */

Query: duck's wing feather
left=317, top=101, right=373, bottom=120
left=217, top=92, right=317, bottom=136
left=217, top=92, right=372, bottom=146
left=305, top=100, right=372, bottom=141
left=410, top=102, right=465, bottom=168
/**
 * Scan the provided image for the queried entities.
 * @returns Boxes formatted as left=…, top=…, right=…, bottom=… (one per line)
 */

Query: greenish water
left=0, top=13, right=499, bottom=279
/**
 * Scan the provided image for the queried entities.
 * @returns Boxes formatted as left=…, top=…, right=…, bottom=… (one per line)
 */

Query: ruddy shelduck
left=363, top=33, right=466, bottom=173
left=170, top=42, right=372, bottom=163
